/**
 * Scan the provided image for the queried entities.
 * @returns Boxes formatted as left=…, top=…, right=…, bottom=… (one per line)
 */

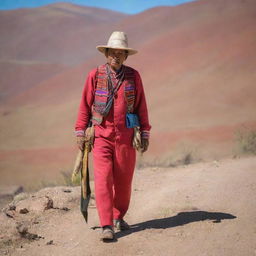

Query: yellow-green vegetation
left=137, top=142, right=199, bottom=169
left=24, top=170, right=81, bottom=192
left=61, top=170, right=81, bottom=186
left=235, top=128, right=256, bottom=155
left=158, top=207, right=172, bottom=218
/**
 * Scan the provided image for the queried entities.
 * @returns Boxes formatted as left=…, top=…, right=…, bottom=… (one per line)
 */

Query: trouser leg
left=93, top=137, right=114, bottom=227
left=113, top=136, right=136, bottom=220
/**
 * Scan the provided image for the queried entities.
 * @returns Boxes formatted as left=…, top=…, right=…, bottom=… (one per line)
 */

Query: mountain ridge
left=0, top=0, right=255, bottom=185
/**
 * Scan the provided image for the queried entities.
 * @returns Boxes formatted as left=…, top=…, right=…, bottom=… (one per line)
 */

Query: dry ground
left=1, top=155, right=256, bottom=256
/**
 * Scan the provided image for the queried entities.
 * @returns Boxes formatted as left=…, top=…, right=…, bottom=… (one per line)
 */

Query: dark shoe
left=114, top=219, right=130, bottom=231
left=101, top=226, right=115, bottom=241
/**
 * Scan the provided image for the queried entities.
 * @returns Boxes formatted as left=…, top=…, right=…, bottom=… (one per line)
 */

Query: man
left=75, top=31, right=151, bottom=241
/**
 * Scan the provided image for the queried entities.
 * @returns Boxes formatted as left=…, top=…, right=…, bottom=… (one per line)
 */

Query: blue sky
left=0, top=0, right=196, bottom=14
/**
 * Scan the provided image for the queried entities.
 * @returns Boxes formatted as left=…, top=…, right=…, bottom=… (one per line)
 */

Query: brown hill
left=125, top=0, right=256, bottom=158
left=0, top=0, right=256, bottom=186
left=0, top=2, right=127, bottom=65
left=0, top=60, right=67, bottom=102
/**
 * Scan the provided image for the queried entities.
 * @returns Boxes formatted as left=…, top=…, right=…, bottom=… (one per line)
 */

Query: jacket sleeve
left=74, top=69, right=97, bottom=136
left=134, top=70, right=151, bottom=139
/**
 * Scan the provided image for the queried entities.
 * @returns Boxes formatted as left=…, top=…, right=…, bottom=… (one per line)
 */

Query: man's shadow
left=115, top=211, right=236, bottom=239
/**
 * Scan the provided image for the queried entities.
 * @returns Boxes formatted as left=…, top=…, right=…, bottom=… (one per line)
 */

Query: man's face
left=105, top=48, right=127, bottom=71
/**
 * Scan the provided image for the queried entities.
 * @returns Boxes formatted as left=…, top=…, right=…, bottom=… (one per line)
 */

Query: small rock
left=4, top=210, right=15, bottom=218
left=45, top=197, right=53, bottom=210
left=26, top=233, right=42, bottom=241
left=46, top=240, right=54, bottom=245
left=52, top=206, right=70, bottom=211
left=16, top=223, right=43, bottom=240
left=61, top=207, right=70, bottom=211
left=9, top=205, right=16, bottom=211
left=63, top=189, right=71, bottom=193
left=2, top=204, right=17, bottom=218
left=19, top=208, right=29, bottom=214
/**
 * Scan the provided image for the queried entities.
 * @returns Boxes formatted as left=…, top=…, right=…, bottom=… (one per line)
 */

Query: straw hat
left=96, top=31, right=138, bottom=56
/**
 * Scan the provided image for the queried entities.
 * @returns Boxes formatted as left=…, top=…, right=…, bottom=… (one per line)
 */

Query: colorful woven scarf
left=92, top=64, right=136, bottom=125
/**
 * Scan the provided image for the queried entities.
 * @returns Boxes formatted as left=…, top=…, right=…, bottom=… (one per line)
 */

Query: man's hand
left=85, top=126, right=95, bottom=145
left=141, top=138, right=149, bottom=153
left=76, top=136, right=85, bottom=151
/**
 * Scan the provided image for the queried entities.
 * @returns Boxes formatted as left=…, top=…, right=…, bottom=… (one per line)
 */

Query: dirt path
left=1, top=156, right=256, bottom=256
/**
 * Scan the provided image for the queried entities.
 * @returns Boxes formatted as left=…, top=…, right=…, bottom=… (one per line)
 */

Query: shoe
left=101, top=226, right=115, bottom=241
left=114, top=219, right=130, bottom=231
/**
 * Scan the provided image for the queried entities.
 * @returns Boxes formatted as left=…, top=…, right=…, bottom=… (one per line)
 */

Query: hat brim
left=96, top=45, right=138, bottom=56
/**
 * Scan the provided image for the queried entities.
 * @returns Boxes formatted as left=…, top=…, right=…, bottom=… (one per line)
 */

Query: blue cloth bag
left=126, top=113, right=140, bottom=128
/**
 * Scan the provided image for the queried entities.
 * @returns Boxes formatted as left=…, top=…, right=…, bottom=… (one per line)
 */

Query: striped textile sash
left=92, top=64, right=136, bottom=125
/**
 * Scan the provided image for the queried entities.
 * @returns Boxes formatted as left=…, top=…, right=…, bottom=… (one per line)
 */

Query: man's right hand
left=76, top=136, right=85, bottom=151
left=141, top=138, right=149, bottom=153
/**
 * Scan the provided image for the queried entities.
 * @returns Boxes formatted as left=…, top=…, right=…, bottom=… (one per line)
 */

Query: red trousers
left=93, top=126, right=136, bottom=227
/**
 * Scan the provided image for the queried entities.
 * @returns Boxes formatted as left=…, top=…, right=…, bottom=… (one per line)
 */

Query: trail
left=1, top=156, right=256, bottom=256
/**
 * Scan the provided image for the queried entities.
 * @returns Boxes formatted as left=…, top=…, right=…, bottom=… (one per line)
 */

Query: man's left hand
left=141, top=138, right=149, bottom=153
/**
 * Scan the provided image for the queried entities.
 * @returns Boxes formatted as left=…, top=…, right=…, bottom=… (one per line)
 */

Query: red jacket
left=75, top=65, right=151, bottom=138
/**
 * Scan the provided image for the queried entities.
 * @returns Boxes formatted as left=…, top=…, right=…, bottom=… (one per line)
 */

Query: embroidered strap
left=124, top=67, right=136, bottom=113
left=103, top=64, right=125, bottom=116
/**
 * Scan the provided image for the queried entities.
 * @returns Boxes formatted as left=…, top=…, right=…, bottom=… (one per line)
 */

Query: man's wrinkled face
left=105, top=48, right=128, bottom=71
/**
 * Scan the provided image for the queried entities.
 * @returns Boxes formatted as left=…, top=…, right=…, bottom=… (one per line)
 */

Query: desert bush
left=61, top=170, right=81, bottom=186
left=25, top=180, right=59, bottom=192
left=25, top=170, right=81, bottom=192
left=136, top=142, right=199, bottom=169
left=235, top=128, right=256, bottom=155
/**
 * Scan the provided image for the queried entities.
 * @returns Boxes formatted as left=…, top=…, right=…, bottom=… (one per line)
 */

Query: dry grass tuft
left=137, top=142, right=200, bottom=169
left=235, top=128, right=256, bottom=155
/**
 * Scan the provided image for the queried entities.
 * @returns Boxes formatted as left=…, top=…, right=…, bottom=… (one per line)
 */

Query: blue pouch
left=126, top=113, right=140, bottom=128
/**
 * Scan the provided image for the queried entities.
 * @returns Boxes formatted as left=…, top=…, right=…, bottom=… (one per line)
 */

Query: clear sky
left=0, top=0, right=196, bottom=14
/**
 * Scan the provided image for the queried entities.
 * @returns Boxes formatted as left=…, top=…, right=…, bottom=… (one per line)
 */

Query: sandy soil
left=1, top=155, right=255, bottom=256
